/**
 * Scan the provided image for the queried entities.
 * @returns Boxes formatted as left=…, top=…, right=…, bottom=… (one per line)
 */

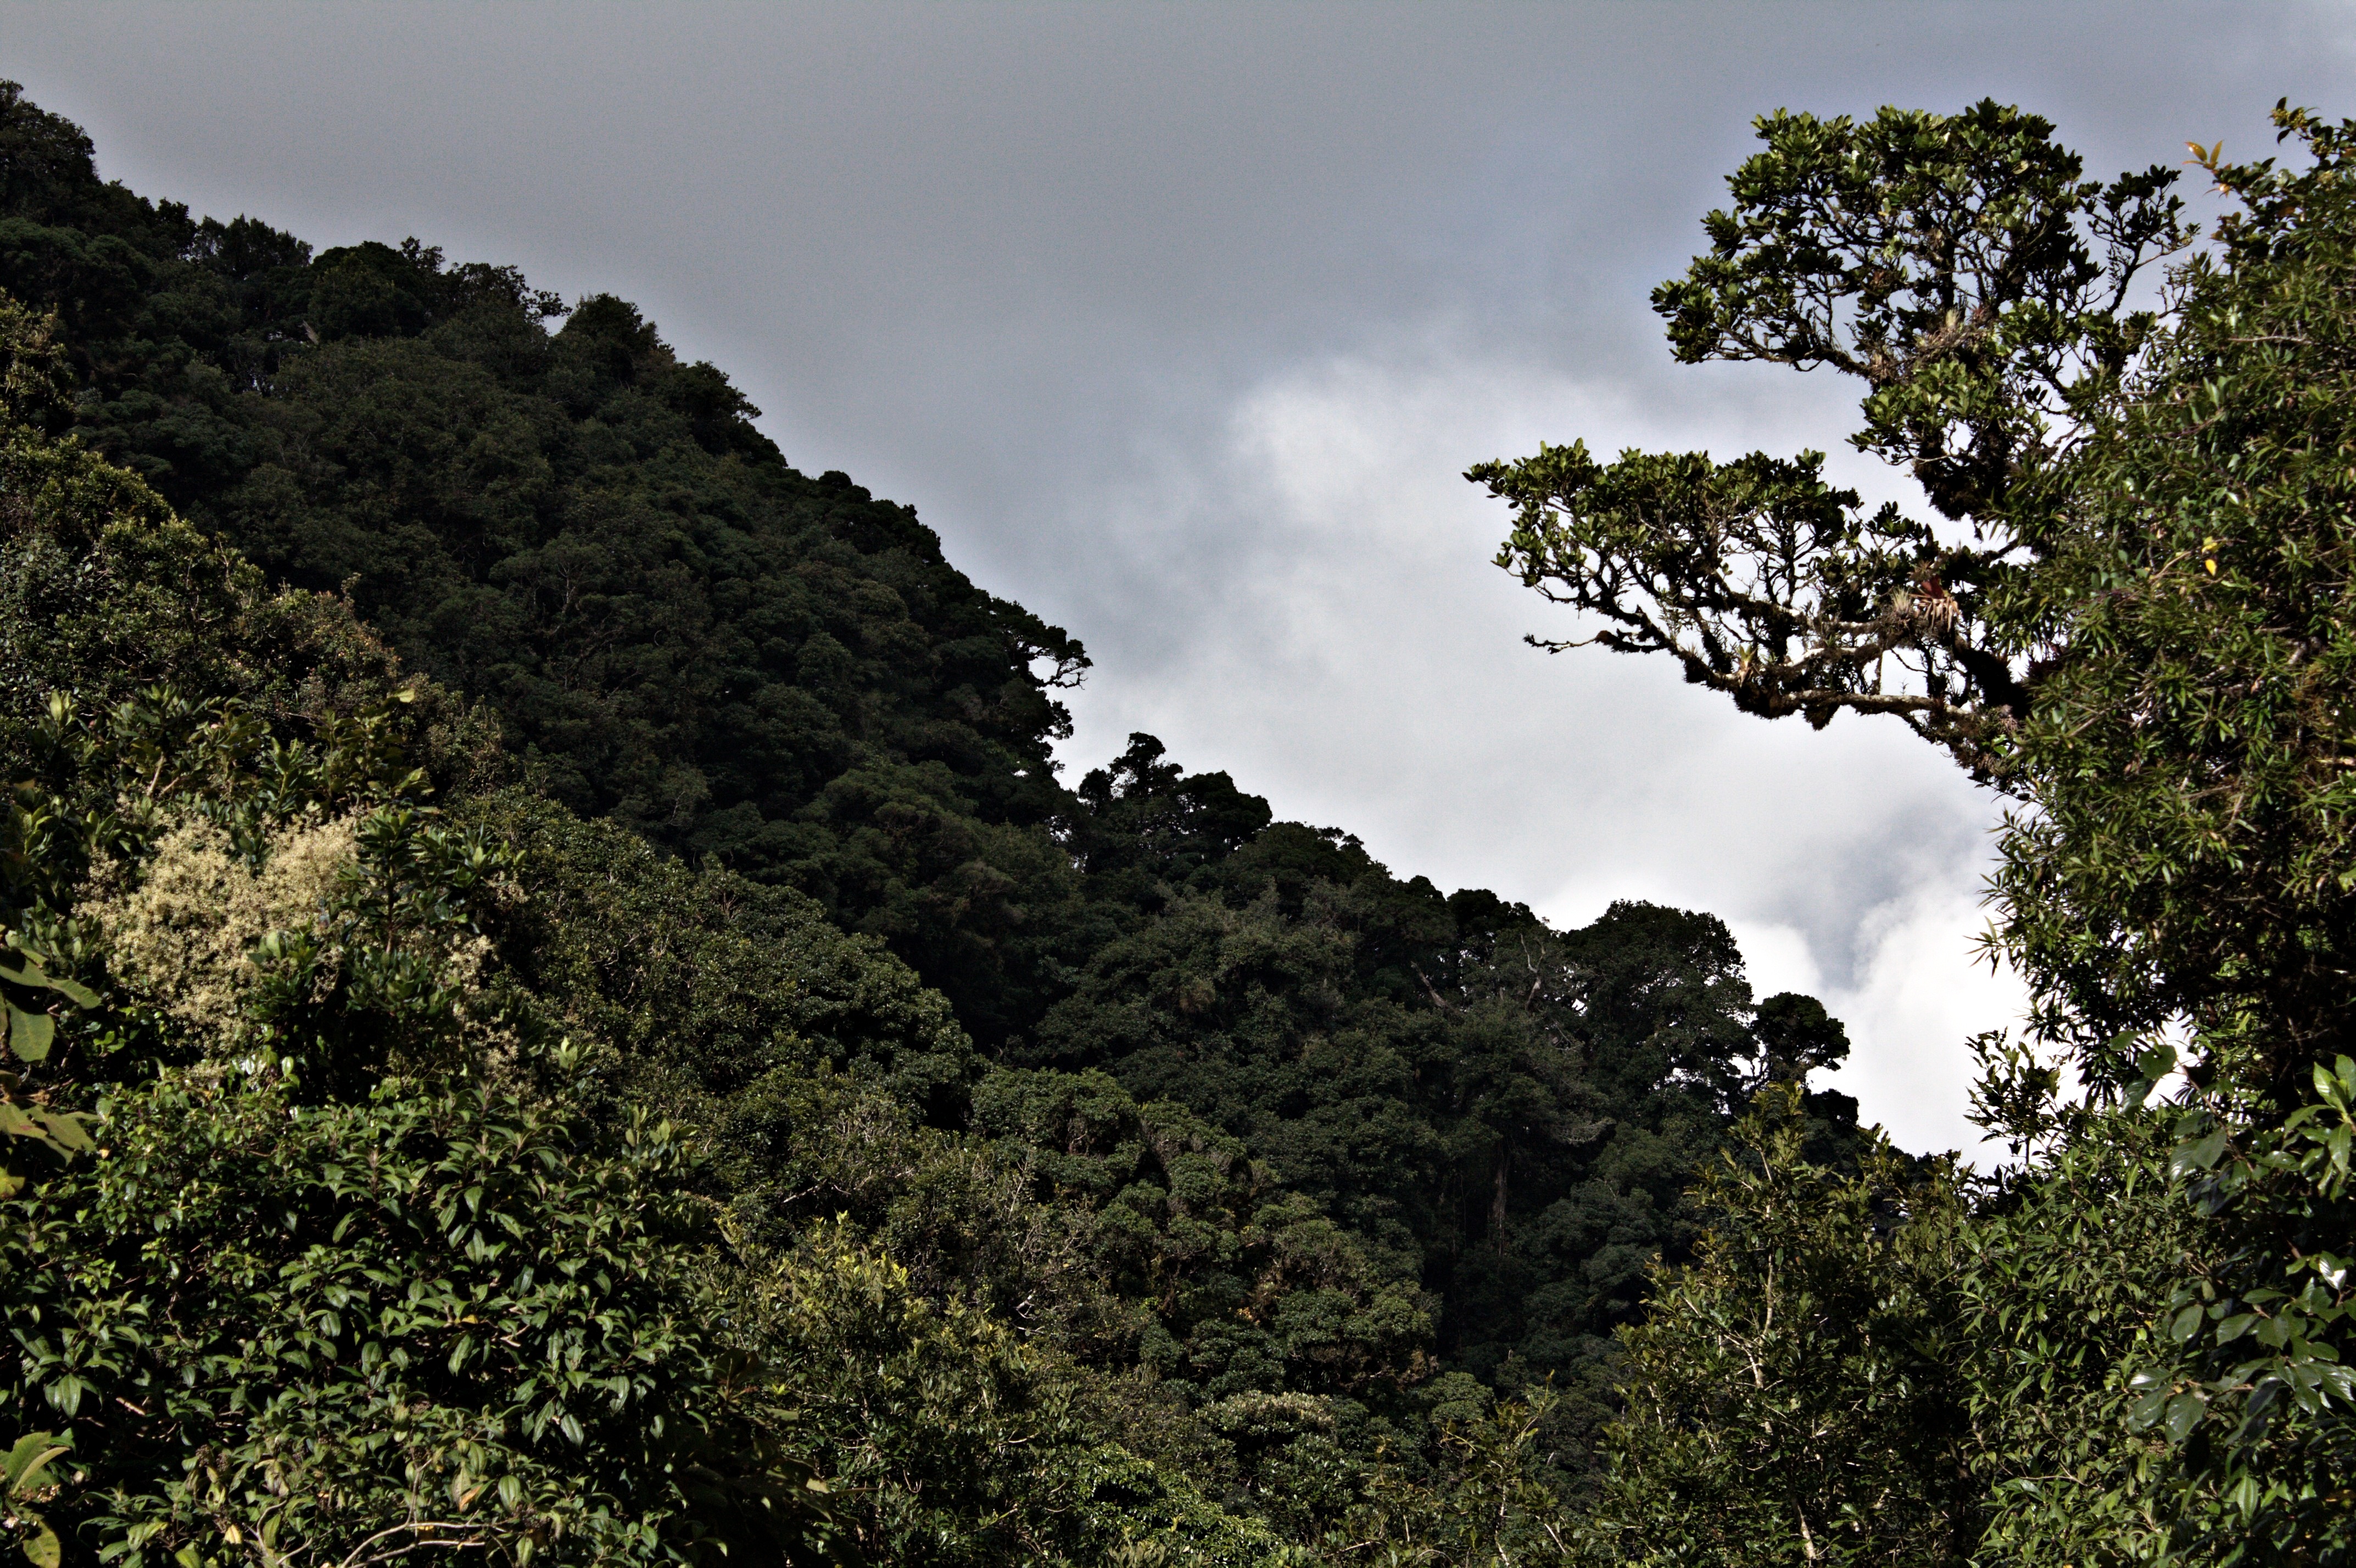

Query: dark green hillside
left=0, top=400, right=1582, bottom=1559
left=0, top=408, right=1313, bottom=1566
left=1040, top=736, right=1865, bottom=1423
left=0, top=66, right=1867, bottom=1332
left=0, top=80, right=1085, bottom=1044
left=0, top=79, right=1891, bottom=1562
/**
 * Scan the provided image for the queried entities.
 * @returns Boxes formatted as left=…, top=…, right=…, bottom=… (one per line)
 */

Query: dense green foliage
left=1584, top=1087, right=2206, bottom=1567
left=1034, top=788, right=1866, bottom=1392
left=0, top=81, right=1905, bottom=1565
left=49, top=70, right=2351, bottom=1568
left=0, top=417, right=1302, bottom=1567
left=1590, top=1092, right=1978, bottom=1566
left=1481, top=101, right=2356, bottom=1565
left=28, top=64, right=2353, bottom=1568
left=0, top=77, right=1085, bottom=1048
left=2018, top=113, right=2356, bottom=1561
left=0, top=443, right=829, bottom=1565
left=0, top=376, right=1807, bottom=1567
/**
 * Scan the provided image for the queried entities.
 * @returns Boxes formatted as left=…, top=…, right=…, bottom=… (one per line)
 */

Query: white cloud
left=1811, top=873, right=2029, bottom=1162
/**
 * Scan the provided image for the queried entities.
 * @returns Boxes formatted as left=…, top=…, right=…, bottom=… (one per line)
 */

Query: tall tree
left=1472, top=101, right=2187, bottom=773
left=1475, top=101, right=2356, bottom=1564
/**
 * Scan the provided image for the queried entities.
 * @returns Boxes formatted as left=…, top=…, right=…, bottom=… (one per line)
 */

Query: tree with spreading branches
left=1471, top=100, right=2188, bottom=773
left=1480, top=100, right=2356, bottom=1565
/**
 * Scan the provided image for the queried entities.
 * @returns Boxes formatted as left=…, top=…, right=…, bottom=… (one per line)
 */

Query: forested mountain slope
left=0, top=81, right=1875, bottom=1564
left=0, top=76, right=1090, bottom=1045
left=0, top=318, right=1860, bottom=1565
left=0, top=410, right=1303, bottom=1564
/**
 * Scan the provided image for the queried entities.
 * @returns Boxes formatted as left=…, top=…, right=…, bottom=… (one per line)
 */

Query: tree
left=1471, top=101, right=2187, bottom=773
left=1587, top=1079, right=2206, bottom=1568
left=2033, top=110, right=2356, bottom=1563
left=1476, top=101, right=2356, bottom=1564
left=1588, top=1089, right=1975, bottom=1568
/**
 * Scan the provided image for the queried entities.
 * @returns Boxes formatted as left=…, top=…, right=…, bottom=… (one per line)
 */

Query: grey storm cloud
left=7, top=0, right=2351, bottom=1151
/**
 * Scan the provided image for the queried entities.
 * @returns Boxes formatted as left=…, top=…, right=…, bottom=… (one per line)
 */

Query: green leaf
left=43, top=1375, right=86, bottom=1418
left=2170, top=1304, right=2206, bottom=1342
left=2171, top=1129, right=2230, bottom=1178
left=2163, top=1391, right=2206, bottom=1444
left=38, top=975, right=94, bottom=1011
left=0, top=952, right=97, bottom=1011
left=36, top=1112, right=91, bottom=1155
left=1, top=1432, right=68, bottom=1493
left=22, top=1525, right=59, bottom=1568
left=5, top=1006, right=52, bottom=1065
left=2316, top=1060, right=2349, bottom=1112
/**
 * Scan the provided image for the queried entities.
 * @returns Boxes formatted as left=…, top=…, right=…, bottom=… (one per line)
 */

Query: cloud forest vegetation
left=0, top=80, right=2348, bottom=1567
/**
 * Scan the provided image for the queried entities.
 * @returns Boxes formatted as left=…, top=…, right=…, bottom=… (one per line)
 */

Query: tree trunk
left=1491, top=1140, right=1510, bottom=1258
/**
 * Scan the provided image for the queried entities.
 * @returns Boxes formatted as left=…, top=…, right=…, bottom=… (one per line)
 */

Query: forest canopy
left=2, top=76, right=2349, bottom=1568
left=0, top=81, right=1874, bottom=1567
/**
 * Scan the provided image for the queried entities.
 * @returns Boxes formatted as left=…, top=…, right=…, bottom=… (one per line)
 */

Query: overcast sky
left=7, top=1, right=2351, bottom=1153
